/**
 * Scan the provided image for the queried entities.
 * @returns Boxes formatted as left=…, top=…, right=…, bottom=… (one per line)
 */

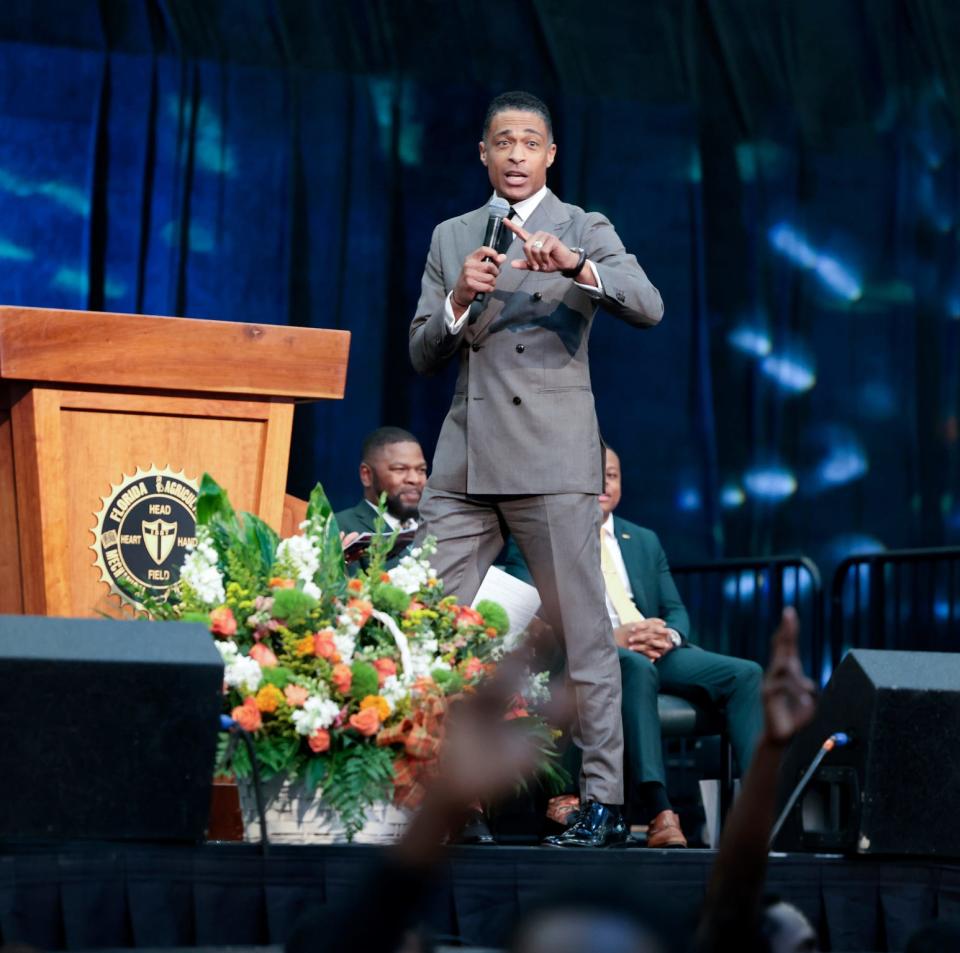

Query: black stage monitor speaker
left=0, top=615, right=224, bottom=842
left=773, top=649, right=960, bottom=857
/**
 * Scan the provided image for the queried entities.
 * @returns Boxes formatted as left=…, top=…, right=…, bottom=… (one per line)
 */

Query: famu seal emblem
left=91, top=466, right=199, bottom=607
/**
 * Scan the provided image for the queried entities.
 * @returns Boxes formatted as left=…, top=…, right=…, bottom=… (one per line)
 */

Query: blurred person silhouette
left=696, top=608, right=818, bottom=953
left=759, top=896, right=818, bottom=953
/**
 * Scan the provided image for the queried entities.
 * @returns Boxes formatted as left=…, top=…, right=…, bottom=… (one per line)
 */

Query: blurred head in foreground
left=508, top=874, right=684, bottom=953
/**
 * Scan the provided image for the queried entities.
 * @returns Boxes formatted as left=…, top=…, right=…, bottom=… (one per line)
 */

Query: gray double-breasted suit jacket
left=409, top=189, right=664, bottom=494
left=409, top=188, right=664, bottom=804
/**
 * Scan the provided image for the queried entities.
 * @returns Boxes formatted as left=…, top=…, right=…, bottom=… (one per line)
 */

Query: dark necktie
left=495, top=207, right=517, bottom=255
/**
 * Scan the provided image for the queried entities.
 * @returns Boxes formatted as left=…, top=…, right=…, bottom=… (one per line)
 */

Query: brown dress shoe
left=646, top=809, right=687, bottom=848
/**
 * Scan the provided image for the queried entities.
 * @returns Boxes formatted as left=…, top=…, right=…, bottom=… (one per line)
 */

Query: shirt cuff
left=574, top=260, right=603, bottom=298
left=444, top=291, right=470, bottom=333
left=667, top=628, right=682, bottom=647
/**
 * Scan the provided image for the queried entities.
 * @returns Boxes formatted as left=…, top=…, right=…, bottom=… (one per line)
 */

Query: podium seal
left=91, top=466, right=199, bottom=608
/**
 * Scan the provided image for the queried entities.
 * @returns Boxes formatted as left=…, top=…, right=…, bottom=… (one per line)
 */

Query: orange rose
left=505, top=707, right=529, bottom=721
left=308, top=729, right=331, bottom=753
left=254, top=683, right=283, bottom=713
left=249, top=642, right=278, bottom=667
left=347, top=597, right=373, bottom=626
left=314, top=629, right=338, bottom=660
left=284, top=684, right=309, bottom=707
left=485, top=627, right=498, bottom=638
left=269, top=577, right=295, bottom=589
left=349, top=707, right=381, bottom=736
left=231, top=697, right=262, bottom=731
left=454, top=605, right=485, bottom=629
left=209, top=606, right=237, bottom=638
left=294, top=635, right=315, bottom=657
left=462, top=657, right=485, bottom=680
left=372, top=658, right=397, bottom=686
left=360, top=694, right=391, bottom=720
left=380, top=572, right=391, bottom=583
left=347, top=578, right=365, bottom=593
left=332, top=663, right=352, bottom=696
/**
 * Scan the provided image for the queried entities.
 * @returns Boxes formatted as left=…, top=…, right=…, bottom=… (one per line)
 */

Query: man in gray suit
left=409, top=90, right=664, bottom=847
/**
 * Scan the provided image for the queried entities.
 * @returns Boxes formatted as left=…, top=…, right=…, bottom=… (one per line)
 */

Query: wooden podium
left=0, top=306, right=350, bottom=618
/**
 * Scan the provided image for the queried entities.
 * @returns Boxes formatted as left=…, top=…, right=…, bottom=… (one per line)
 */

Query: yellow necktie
left=600, top=529, right=644, bottom=624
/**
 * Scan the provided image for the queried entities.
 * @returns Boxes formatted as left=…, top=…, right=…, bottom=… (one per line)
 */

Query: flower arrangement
left=142, top=475, right=561, bottom=840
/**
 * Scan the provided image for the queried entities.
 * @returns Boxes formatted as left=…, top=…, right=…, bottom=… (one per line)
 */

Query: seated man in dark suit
left=335, top=427, right=427, bottom=569
left=503, top=447, right=762, bottom=847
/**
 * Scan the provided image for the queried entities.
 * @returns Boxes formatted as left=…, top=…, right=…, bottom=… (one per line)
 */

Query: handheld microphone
left=474, top=196, right=511, bottom=305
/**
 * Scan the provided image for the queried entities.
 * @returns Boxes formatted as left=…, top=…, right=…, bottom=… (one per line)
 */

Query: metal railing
left=829, top=546, right=960, bottom=668
left=672, top=555, right=824, bottom=683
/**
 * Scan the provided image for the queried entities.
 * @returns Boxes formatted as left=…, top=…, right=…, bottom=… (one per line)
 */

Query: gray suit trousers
left=417, top=486, right=624, bottom=805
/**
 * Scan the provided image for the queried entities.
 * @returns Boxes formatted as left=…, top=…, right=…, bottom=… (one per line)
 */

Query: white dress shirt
left=365, top=499, right=417, bottom=532
left=444, top=185, right=603, bottom=332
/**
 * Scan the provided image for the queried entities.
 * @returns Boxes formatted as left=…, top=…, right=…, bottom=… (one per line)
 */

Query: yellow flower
left=294, top=635, right=316, bottom=656
left=254, top=683, right=284, bottom=713
left=360, top=694, right=391, bottom=721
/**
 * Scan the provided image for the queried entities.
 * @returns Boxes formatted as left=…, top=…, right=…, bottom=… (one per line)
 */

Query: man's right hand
left=613, top=618, right=674, bottom=659
left=451, top=247, right=506, bottom=317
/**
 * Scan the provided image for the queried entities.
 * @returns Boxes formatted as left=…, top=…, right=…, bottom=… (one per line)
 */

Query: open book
left=342, top=528, right=417, bottom=563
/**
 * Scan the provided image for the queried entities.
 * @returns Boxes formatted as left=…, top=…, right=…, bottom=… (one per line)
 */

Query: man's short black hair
left=483, top=90, right=553, bottom=142
left=361, top=426, right=420, bottom=463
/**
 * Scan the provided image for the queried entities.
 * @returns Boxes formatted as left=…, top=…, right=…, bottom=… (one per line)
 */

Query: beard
left=372, top=478, right=421, bottom=522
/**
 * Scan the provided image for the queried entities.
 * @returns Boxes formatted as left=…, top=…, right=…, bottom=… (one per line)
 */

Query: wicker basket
left=237, top=775, right=409, bottom=844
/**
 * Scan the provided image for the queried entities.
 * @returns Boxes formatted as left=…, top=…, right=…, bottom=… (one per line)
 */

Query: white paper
left=472, top=565, right=541, bottom=646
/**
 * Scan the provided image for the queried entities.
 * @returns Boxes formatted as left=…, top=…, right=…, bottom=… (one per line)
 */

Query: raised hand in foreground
left=696, top=607, right=818, bottom=953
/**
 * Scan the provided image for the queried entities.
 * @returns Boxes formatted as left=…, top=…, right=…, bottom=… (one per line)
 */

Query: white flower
left=302, top=580, right=321, bottom=600
left=380, top=674, right=407, bottom=712
left=222, top=652, right=262, bottom=695
left=525, top=670, right=552, bottom=704
left=275, top=535, right=321, bottom=586
left=334, top=632, right=356, bottom=661
left=387, top=554, right=430, bottom=595
left=292, top=696, right=341, bottom=735
left=406, top=645, right=440, bottom=680
left=180, top=531, right=225, bottom=606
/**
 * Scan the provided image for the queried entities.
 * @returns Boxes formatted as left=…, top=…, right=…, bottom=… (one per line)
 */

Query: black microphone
left=474, top=196, right=511, bottom=305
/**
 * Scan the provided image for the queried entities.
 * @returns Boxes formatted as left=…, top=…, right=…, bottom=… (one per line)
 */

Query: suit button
left=513, top=396, right=522, bottom=405
left=516, top=344, right=525, bottom=353
left=471, top=343, right=481, bottom=352
left=532, top=291, right=542, bottom=301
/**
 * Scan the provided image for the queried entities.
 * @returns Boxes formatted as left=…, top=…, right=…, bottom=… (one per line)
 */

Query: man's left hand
left=501, top=217, right=593, bottom=282
left=624, top=617, right=675, bottom=660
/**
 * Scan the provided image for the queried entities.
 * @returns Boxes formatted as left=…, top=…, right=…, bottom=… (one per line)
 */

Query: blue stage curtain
left=0, top=0, right=957, bottom=572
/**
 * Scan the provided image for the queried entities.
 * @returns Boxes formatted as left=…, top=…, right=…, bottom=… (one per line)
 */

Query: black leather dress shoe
left=458, top=810, right=496, bottom=845
left=542, top=800, right=628, bottom=848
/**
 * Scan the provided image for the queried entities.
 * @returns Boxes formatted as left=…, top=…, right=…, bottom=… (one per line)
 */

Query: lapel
left=353, top=500, right=380, bottom=534
left=469, top=190, right=573, bottom=339
left=614, top=516, right=649, bottom=615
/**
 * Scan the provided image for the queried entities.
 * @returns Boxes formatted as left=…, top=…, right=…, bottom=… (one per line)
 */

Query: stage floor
left=1, top=841, right=958, bottom=952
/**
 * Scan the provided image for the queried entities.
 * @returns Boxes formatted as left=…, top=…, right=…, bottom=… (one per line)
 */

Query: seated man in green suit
left=503, top=447, right=762, bottom=847
left=335, top=427, right=427, bottom=570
